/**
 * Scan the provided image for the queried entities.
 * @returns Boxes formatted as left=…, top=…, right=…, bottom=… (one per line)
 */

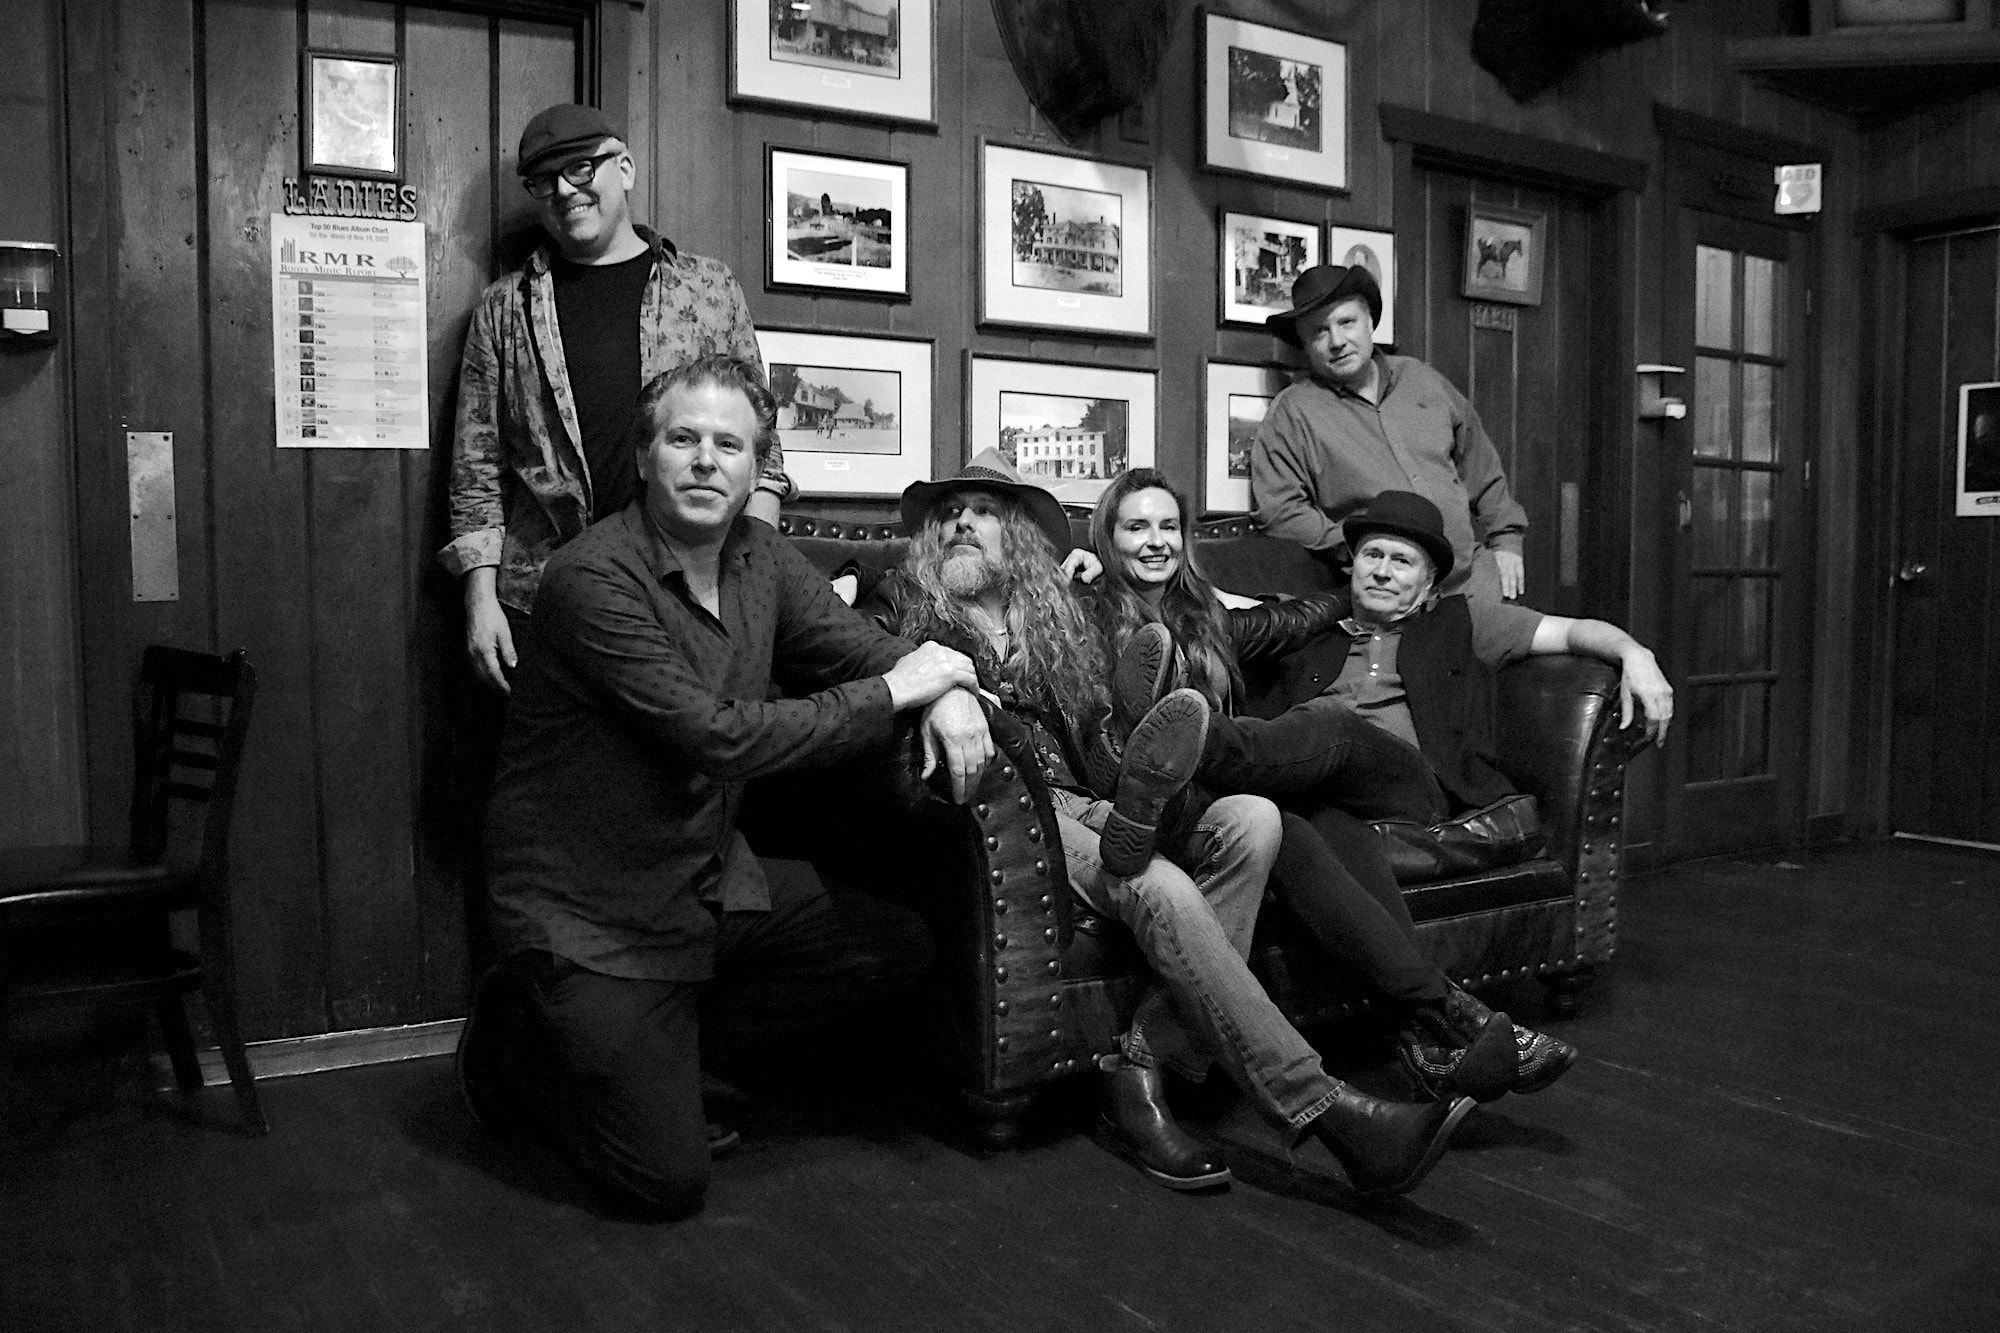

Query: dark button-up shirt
left=1326, top=601, right=1542, bottom=748
left=486, top=503, right=914, bottom=982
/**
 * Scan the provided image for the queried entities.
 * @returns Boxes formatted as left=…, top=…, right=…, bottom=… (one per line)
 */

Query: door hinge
left=1805, top=288, right=1814, bottom=317
left=1804, top=457, right=1812, bottom=489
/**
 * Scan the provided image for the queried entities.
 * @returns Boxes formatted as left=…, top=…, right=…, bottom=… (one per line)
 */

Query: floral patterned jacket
left=437, top=227, right=791, bottom=612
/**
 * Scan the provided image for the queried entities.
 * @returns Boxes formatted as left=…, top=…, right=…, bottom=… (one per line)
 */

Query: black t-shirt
left=551, top=251, right=652, bottom=522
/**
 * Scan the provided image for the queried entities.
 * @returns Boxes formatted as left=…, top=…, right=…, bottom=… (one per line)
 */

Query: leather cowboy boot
left=1112, top=621, right=1180, bottom=741
left=1447, top=981, right=1578, bottom=1094
left=1395, top=990, right=1518, bottom=1103
left=1099, top=688, right=1209, bottom=877
left=1095, top=1053, right=1231, bottom=1191
left=1309, top=1083, right=1475, bottom=1197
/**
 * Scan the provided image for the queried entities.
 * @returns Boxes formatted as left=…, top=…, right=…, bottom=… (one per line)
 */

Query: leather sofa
left=773, top=517, right=1649, bottom=1144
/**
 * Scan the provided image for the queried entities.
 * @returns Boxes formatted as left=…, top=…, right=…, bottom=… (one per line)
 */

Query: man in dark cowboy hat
left=1250, top=264, right=1531, bottom=601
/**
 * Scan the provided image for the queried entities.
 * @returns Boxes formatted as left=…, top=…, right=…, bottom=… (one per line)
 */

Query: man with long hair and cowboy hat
left=1251, top=263, right=1531, bottom=602
left=858, top=452, right=1479, bottom=1202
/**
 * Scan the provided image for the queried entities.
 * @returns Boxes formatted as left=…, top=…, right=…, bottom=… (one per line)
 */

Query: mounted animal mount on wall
left=989, top=0, right=1176, bottom=142
left=1473, top=0, right=1671, bottom=102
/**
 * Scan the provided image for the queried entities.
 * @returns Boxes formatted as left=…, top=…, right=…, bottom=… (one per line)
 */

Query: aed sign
left=1775, top=163, right=1822, bottom=216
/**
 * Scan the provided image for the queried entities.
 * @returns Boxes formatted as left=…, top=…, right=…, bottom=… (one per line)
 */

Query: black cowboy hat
left=900, top=448, right=1075, bottom=554
left=1343, top=490, right=1455, bottom=582
left=1265, top=263, right=1384, bottom=346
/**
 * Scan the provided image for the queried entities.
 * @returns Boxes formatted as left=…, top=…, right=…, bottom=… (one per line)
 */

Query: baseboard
left=1806, top=813, right=1846, bottom=845
left=153, top=1018, right=463, bottom=1090
left=1892, top=830, right=2000, bottom=854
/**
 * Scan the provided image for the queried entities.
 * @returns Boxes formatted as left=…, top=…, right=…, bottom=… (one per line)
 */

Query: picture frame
left=1203, top=361, right=1290, bottom=515
left=1219, top=211, right=1320, bottom=329
left=979, top=140, right=1153, bottom=340
left=302, top=49, right=403, bottom=181
left=730, top=0, right=936, bottom=129
left=766, top=148, right=909, bottom=300
left=1199, top=10, right=1347, bottom=193
left=758, top=328, right=933, bottom=498
left=967, top=354, right=1157, bottom=507
left=1325, top=223, right=1397, bottom=345
left=1956, top=380, right=2000, bottom=517
left=1461, top=203, right=1546, bottom=307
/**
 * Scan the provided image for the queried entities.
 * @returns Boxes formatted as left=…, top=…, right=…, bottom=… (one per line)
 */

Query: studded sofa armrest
left=1491, top=654, right=1652, bottom=967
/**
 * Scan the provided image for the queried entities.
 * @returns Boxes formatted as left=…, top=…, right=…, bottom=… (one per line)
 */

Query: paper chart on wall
left=269, top=214, right=428, bottom=449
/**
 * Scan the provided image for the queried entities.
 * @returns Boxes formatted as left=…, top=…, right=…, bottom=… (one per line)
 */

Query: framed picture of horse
left=1461, top=203, right=1545, bottom=307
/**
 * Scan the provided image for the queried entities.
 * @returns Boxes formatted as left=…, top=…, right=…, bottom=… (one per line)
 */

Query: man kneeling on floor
left=456, top=354, right=994, bottom=1219
left=860, top=452, right=1475, bottom=1198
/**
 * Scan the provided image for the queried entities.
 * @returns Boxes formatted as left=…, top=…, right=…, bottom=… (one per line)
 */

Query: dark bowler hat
left=517, top=104, right=623, bottom=176
left=1265, top=264, right=1384, bottom=346
left=901, top=448, right=1074, bottom=555
left=1343, top=491, right=1455, bottom=582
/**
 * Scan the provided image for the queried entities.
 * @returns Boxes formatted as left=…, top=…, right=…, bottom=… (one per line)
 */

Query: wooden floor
left=3, top=840, right=1997, bottom=1332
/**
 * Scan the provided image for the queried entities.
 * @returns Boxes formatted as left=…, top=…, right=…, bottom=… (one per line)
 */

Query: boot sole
left=1114, top=623, right=1175, bottom=733
left=1352, top=1095, right=1476, bottom=1199
left=1094, top=1118, right=1232, bottom=1192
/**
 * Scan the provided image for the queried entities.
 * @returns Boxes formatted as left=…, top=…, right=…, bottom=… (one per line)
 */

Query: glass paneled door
left=1664, top=212, right=1812, bottom=856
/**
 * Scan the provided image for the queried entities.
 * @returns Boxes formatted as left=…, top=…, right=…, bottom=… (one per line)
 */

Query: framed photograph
left=1219, top=212, right=1319, bottom=329
left=1957, top=381, right=2000, bottom=516
left=766, top=148, right=908, bottom=299
left=1325, top=223, right=1397, bottom=345
left=730, top=0, right=935, bottom=129
left=979, top=140, right=1153, bottom=340
left=1200, top=10, right=1347, bottom=193
left=1462, top=204, right=1546, bottom=307
left=758, top=329, right=933, bottom=498
left=967, top=354, right=1157, bottom=507
left=1203, top=361, right=1290, bottom=515
left=302, top=50, right=402, bottom=180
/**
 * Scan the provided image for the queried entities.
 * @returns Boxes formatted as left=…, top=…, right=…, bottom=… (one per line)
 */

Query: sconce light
left=1637, top=363, right=1685, bottom=420
left=1, top=242, right=59, bottom=343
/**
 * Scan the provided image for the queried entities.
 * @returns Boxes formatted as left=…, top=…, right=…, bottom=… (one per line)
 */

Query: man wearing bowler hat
left=439, top=103, right=793, bottom=695
left=1250, top=264, right=1530, bottom=601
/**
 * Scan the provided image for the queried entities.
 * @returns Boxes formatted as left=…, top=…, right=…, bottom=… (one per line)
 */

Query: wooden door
left=1659, top=208, right=1815, bottom=857
left=65, top=0, right=592, bottom=1039
left=1887, top=227, right=2000, bottom=847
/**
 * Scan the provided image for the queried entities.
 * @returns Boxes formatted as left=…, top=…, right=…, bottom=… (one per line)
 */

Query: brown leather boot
left=1309, top=1083, right=1474, bottom=1197
left=1396, top=990, right=1518, bottom=1103
left=1449, top=981, right=1578, bottom=1094
left=1095, top=1054, right=1231, bottom=1192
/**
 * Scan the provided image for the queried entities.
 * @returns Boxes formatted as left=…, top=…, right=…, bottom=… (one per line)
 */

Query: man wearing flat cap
left=1250, top=264, right=1529, bottom=601
left=439, top=103, right=792, bottom=694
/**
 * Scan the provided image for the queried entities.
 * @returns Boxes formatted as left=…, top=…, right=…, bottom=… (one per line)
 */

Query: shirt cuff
left=756, top=469, right=798, bottom=503
left=437, top=528, right=504, bottom=577
left=1487, top=533, right=1525, bottom=555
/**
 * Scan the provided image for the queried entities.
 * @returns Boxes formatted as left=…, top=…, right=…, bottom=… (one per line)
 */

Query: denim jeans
left=1202, top=696, right=1449, bottom=825
left=1055, top=789, right=1342, bottom=1131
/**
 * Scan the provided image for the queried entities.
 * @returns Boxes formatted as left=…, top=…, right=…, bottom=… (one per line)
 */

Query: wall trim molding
left=153, top=1018, right=463, bottom=1090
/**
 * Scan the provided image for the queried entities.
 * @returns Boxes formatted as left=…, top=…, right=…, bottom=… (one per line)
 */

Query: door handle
left=1677, top=490, right=1692, bottom=531
left=1897, top=559, right=1928, bottom=584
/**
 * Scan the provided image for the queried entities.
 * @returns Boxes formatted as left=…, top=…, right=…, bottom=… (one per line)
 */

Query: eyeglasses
left=522, top=150, right=619, bottom=200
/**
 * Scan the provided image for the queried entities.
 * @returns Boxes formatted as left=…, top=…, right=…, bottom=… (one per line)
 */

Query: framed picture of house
left=979, top=141, right=1153, bottom=340
left=966, top=354, right=1157, bottom=507
left=1325, top=223, right=1396, bottom=345
left=1202, top=360, right=1290, bottom=515
left=302, top=49, right=402, bottom=180
left=1461, top=203, right=1545, bottom=307
left=730, top=0, right=935, bottom=128
left=757, top=328, right=933, bottom=498
left=1199, top=10, right=1347, bottom=193
left=1219, top=211, right=1320, bottom=329
left=766, top=148, right=909, bottom=299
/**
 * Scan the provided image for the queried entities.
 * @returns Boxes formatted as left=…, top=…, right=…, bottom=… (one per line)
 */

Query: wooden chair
left=0, top=646, right=267, bottom=1133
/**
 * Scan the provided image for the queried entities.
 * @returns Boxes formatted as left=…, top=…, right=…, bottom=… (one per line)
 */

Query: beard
left=939, top=541, right=1001, bottom=598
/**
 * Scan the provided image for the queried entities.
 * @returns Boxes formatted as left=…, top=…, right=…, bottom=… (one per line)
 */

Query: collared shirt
left=438, top=227, right=794, bottom=613
left=485, top=503, right=913, bottom=982
left=1249, top=353, right=1528, bottom=591
left=1326, top=600, right=1543, bottom=745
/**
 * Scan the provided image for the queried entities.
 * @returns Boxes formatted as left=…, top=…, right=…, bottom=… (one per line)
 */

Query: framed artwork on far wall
left=757, top=328, right=934, bottom=498
left=303, top=49, right=402, bottom=180
left=967, top=354, right=1157, bottom=507
left=1325, top=223, right=1396, bottom=345
left=1219, top=211, right=1319, bottom=329
left=1203, top=360, right=1290, bottom=515
left=766, top=148, right=909, bottom=300
left=979, top=140, right=1153, bottom=340
left=730, top=0, right=936, bottom=128
left=1462, top=203, right=1546, bottom=307
left=1199, top=10, right=1347, bottom=193
left=1956, top=380, right=2000, bottom=516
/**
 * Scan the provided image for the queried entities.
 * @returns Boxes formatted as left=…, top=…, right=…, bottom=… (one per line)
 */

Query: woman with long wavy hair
left=1083, top=469, right=1575, bottom=1104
